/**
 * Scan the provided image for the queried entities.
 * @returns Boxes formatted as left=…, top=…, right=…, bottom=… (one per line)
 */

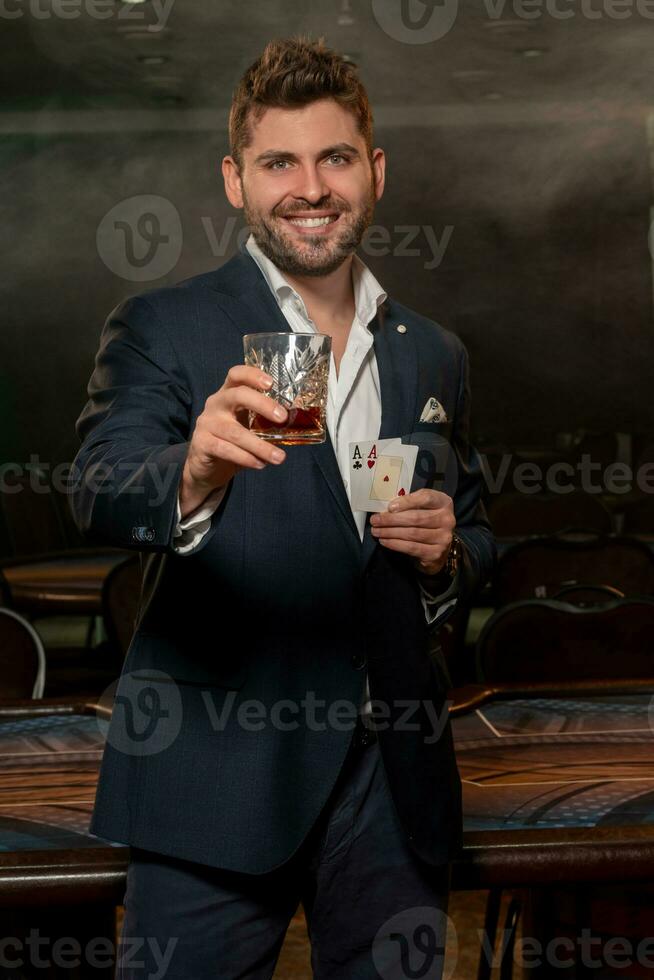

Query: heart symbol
left=383, top=476, right=389, bottom=482
left=367, top=460, right=375, bottom=468
left=398, top=488, right=406, bottom=496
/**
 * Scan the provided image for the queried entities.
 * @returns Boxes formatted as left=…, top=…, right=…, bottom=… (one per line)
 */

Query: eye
left=267, top=160, right=290, bottom=171
left=327, top=154, right=348, bottom=165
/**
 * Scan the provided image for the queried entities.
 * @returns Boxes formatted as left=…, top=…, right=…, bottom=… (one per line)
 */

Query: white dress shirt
left=173, top=235, right=457, bottom=707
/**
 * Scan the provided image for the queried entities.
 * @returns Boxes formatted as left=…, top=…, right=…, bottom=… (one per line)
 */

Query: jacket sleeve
left=70, top=294, right=208, bottom=554
left=449, top=342, right=497, bottom=602
left=414, top=339, right=496, bottom=627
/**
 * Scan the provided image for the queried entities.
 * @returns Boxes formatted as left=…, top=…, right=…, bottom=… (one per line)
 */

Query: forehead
left=245, top=98, right=363, bottom=154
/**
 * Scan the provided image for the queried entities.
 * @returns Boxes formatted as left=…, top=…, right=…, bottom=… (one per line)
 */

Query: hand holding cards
left=349, top=438, right=419, bottom=512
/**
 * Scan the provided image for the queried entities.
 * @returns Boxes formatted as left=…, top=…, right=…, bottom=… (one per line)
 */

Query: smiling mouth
left=281, top=214, right=341, bottom=229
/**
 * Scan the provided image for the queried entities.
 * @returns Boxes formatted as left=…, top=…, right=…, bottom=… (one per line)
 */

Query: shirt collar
left=245, top=233, right=387, bottom=329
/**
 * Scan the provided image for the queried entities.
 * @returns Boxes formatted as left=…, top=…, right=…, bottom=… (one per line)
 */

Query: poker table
left=3, top=685, right=654, bottom=974
left=449, top=680, right=654, bottom=890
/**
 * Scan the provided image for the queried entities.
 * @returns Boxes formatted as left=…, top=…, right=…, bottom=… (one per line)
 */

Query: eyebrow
left=253, top=143, right=361, bottom=166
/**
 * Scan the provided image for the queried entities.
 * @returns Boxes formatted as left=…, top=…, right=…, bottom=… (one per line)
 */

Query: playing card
left=370, top=455, right=404, bottom=501
left=349, top=438, right=419, bottom=512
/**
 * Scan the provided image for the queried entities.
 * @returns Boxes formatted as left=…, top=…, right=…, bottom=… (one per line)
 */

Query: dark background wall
left=2, top=0, right=653, bottom=469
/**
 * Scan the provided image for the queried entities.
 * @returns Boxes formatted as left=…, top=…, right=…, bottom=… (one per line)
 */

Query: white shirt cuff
left=172, top=487, right=226, bottom=555
left=419, top=571, right=460, bottom=626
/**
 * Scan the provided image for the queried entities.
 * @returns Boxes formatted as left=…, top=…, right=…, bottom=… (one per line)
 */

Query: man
left=72, top=35, right=495, bottom=980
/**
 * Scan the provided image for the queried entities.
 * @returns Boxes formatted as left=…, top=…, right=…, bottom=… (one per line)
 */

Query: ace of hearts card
left=349, top=438, right=419, bottom=512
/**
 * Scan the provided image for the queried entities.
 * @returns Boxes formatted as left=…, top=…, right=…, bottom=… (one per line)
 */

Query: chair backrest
left=476, top=597, right=654, bottom=685
left=0, top=608, right=45, bottom=698
left=551, top=583, right=625, bottom=606
left=101, top=555, right=142, bottom=665
left=0, top=570, right=10, bottom=608
left=493, top=533, right=654, bottom=606
left=0, top=466, right=69, bottom=557
left=622, top=496, right=654, bottom=536
left=487, top=491, right=613, bottom=538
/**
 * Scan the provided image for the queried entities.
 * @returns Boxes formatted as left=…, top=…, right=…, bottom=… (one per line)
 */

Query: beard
left=242, top=181, right=376, bottom=278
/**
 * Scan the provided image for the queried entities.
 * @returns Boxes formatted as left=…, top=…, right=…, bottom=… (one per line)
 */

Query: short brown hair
left=229, top=35, right=374, bottom=170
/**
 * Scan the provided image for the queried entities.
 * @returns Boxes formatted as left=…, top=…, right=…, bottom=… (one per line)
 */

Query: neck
left=282, top=254, right=356, bottom=325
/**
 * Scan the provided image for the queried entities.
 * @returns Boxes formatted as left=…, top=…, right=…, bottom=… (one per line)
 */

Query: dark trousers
left=117, top=738, right=451, bottom=979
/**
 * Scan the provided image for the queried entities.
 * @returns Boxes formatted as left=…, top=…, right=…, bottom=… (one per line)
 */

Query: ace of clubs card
left=349, top=439, right=419, bottom=512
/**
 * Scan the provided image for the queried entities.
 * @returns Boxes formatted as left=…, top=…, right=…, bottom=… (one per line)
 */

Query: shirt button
left=351, top=652, right=367, bottom=670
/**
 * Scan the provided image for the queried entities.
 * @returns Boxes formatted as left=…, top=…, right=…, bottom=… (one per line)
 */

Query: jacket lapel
left=362, top=303, right=419, bottom=568
left=373, top=302, right=419, bottom=440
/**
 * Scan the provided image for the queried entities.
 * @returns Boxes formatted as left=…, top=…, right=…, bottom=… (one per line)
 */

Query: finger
left=371, top=508, right=443, bottom=529
left=202, top=434, right=271, bottom=472
left=374, top=537, right=437, bottom=561
left=222, top=386, right=288, bottom=424
left=208, top=420, right=287, bottom=466
left=387, top=489, right=451, bottom=513
left=223, top=365, right=273, bottom=392
left=372, top=526, right=447, bottom=545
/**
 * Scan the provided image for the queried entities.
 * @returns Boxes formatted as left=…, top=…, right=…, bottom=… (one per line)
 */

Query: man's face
left=223, top=98, right=385, bottom=277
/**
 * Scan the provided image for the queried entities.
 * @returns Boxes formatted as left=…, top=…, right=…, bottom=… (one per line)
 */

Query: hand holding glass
left=243, top=333, right=331, bottom=445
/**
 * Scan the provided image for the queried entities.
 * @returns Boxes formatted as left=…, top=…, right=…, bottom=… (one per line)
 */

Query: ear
left=222, top=156, right=244, bottom=209
left=371, top=147, right=386, bottom=202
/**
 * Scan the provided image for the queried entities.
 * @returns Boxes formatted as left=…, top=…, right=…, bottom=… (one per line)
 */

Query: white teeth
left=287, top=216, right=337, bottom=227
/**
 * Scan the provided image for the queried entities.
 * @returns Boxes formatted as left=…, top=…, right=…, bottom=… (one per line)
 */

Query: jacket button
left=351, top=651, right=367, bottom=670
left=132, top=526, right=155, bottom=543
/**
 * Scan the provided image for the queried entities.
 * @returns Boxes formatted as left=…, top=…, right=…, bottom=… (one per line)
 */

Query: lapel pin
left=396, top=324, right=407, bottom=334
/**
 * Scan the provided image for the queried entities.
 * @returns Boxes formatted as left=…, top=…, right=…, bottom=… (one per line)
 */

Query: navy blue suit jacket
left=71, top=246, right=496, bottom=873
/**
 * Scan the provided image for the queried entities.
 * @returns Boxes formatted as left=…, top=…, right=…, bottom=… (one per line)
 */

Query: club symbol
left=353, top=460, right=362, bottom=469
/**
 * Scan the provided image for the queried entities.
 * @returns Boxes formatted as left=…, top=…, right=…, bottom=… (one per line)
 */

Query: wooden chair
left=476, top=596, right=654, bottom=687
left=0, top=570, right=10, bottom=608
left=622, top=496, right=654, bottom=536
left=0, top=608, right=45, bottom=699
left=493, top=532, right=654, bottom=607
left=0, top=463, right=128, bottom=620
left=101, top=555, right=142, bottom=667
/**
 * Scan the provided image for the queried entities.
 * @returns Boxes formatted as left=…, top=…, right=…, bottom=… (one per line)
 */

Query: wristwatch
left=443, top=532, right=461, bottom=581
left=418, top=532, right=461, bottom=590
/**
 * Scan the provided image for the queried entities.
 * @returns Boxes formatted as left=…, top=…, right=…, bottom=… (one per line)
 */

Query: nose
left=291, top=162, right=331, bottom=205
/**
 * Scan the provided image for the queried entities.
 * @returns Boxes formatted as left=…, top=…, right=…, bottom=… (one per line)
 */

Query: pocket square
left=419, top=397, right=448, bottom=423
